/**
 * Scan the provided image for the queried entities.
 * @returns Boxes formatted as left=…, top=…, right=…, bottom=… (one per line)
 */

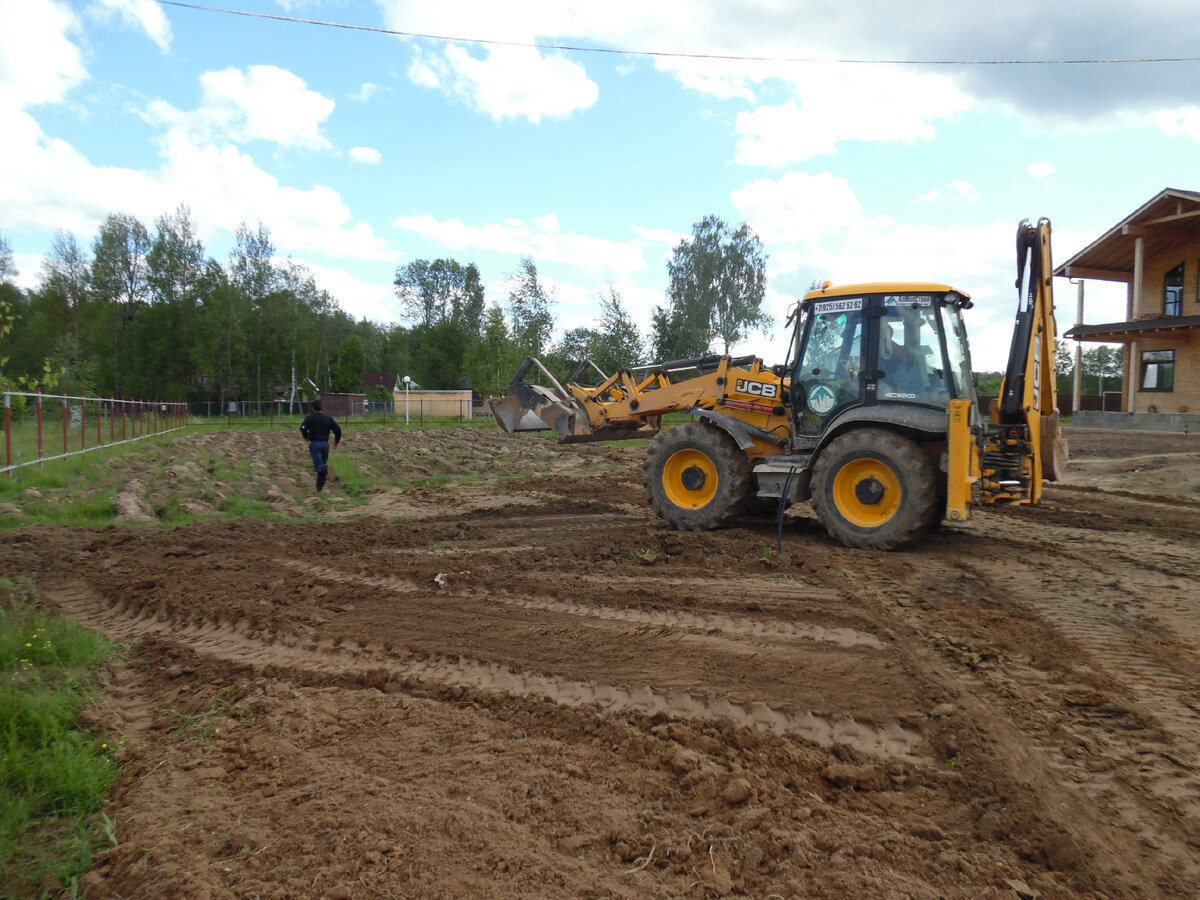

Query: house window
left=1140, top=349, right=1175, bottom=391
left=1164, top=263, right=1183, bottom=316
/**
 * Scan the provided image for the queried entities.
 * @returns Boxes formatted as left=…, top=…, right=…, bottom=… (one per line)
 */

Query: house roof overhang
left=1053, top=188, right=1200, bottom=282
left=1063, top=315, right=1200, bottom=342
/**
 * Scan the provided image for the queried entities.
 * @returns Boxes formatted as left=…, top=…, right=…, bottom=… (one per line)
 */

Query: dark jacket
left=300, top=412, right=342, bottom=444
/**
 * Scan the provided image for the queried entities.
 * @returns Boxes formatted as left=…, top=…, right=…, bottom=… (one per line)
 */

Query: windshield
left=877, top=297, right=948, bottom=405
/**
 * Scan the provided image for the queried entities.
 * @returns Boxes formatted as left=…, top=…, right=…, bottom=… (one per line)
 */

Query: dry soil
left=2, top=425, right=1199, bottom=899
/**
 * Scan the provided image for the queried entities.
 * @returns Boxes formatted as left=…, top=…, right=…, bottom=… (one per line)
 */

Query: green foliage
left=332, top=334, right=366, bottom=393
left=0, top=231, right=15, bottom=284
left=3, top=210, right=563, bottom=409
left=394, top=258, right=485, bottom=332
left=506, top=256, right=555, bottom=359
left=0, top=579, right=118, bottom=896
left=1081, top=343, right=1124, bottom=395
left=393, top=259, right=488, bottom=390
left=550, top=285, right=644, bottom=377
left=465, top=303, right=519, bottom=397
left=653, top=215, right=769, bottom=360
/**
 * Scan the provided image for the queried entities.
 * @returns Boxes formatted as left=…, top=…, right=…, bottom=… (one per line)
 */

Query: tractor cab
left=790, top=284, right=978, bottom=439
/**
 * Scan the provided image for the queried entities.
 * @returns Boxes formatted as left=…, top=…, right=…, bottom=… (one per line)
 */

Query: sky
left=3, top=0, right=1200, bottom=373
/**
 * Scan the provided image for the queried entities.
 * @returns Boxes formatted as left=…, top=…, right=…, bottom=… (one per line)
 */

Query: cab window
left=794, top=304, right=864, bottom=435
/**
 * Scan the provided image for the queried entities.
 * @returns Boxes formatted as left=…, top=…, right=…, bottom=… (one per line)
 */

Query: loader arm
left=489, top=353, right=790, bottom=449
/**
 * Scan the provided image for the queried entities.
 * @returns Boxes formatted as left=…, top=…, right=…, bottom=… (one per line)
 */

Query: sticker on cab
left=807, top=383, right=837, bottom=415
left=813, top=298, right=862, bottom=314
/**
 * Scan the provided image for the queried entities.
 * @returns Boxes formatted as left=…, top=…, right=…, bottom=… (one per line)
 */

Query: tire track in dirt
left=41, top=579, right=924, bottom=762
left=917, top=508, right=1200, bottom=886
left=282, top=559, right=881, bottom=649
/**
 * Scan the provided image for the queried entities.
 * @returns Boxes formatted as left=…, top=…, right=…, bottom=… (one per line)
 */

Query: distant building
left=1056, top=188, right=1200, bottom=421
left=362, top=373, right=400, bottom=393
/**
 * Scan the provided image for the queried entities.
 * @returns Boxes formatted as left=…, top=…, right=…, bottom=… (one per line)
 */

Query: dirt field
left=2, top=425, right=1199, bottom=899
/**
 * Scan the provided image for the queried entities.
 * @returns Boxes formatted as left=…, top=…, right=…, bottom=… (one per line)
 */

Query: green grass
left=0, top=579, right=120, bottom=898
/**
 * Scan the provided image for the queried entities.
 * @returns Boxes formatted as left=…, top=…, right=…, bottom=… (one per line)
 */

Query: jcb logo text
left=735, top=379, right=778, bottom=399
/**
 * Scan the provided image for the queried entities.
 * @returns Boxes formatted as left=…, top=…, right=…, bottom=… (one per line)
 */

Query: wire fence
left=191, top=397, right=479, bottom=423
left=3, top=389, right=188, bottom=476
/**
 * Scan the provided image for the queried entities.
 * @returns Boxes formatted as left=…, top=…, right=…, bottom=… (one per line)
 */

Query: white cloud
left=391, top=213, right=645, bottom=276
left=89, top=0, right=171, bottom=52
left=913, top=189, right=941, bottom=204
left=0, top=0, right=87, bottom=108
left=1028, top=161, right=1057, bottom=179
left=1, top=81, right=391, bottom=264
left=350, top=82, right=378, bottom=102
left=349, top=146, right=382, bottom=164
left=380, top=1, right=1200, bottom=135
left=146, top=65, right=335, bottom=150
left=948, top=180, right=979, bottom=202
left=731, top=171, right=884, bottom=245
left=154, top=130, right=393, bottom=261
left=411, top=44, right=599, bottom=123
left=294, top=260, right=402, bottom=324
left=734, top=66, right=973, bottom=164
left=1151, top=106, right=1200, bottom=141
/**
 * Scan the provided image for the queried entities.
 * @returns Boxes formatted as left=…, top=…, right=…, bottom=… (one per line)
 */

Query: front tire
left=644, top=422, right=751, bottom=530
left=810, top=428, right=939, bottom=550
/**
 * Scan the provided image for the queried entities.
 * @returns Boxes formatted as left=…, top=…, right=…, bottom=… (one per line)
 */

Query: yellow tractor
left=490, top=219, right=1068, bottom=550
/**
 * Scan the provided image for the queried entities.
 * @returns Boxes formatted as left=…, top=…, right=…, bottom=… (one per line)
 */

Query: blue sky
left=4, top=0, right=1200, bottom=371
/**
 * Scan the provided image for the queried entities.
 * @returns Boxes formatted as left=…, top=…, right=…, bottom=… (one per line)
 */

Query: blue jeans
left=308, top=441, right=330, bottom=491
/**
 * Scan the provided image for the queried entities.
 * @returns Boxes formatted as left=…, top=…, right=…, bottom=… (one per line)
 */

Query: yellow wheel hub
left=832, top=458, right=901, bottom=528
left=661, top=448, right=719, bottom=509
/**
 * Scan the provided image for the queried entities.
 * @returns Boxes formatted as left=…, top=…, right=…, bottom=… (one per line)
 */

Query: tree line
left=0, top=209, right=771, bottom=405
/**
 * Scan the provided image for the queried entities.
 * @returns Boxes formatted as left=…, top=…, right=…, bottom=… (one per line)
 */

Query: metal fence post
left=4, top=388, right=11, bottom=473
left=36, top=389, right=44, bottom=467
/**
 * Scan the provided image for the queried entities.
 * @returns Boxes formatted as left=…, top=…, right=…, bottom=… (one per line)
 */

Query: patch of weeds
left=2, top=494, right=120, bottom=530
left=217, top=495, right=278, bottom=520
left=0, top=578, right=120, bottom=897
left=324, top=459, right=372, bottom=502
left=759, top=545, right=774, bottom=561
left=945, top=755, right=961, bottom=770
left=171, top=684, right=244, bottom=743
left=629, top=548, right=663, bottom=565
left=153, top=494, right=194, bottom=526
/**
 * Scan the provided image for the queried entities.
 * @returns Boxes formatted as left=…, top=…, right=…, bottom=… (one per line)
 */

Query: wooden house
left=1056, top=188, right=1200, bottom=420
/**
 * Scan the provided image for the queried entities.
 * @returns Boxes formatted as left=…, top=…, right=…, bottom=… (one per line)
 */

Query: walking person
left=300, top=399, right=342, bottom=492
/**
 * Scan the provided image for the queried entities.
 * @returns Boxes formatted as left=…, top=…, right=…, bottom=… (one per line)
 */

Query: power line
left=154, top=0, right=1200, bottom=67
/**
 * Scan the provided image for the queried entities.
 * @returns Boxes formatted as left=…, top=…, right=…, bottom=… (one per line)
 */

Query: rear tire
left=644, top=422, right=751, bottom=530
left=811, top=428, right=939, bottom=550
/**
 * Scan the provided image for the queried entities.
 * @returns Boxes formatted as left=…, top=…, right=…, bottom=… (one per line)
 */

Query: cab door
left=792, top=297, right=866, bottom=438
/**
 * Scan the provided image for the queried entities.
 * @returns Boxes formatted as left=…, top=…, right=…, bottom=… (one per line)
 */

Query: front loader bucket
left=488, top=381, right=582, bottom=441
left=488, top=355, right=601, bottom=443
left=489, top=355, right=665, bottom=444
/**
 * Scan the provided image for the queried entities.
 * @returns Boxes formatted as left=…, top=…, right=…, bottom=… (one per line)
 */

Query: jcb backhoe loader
left=489, top=218, right=1068, bottom=550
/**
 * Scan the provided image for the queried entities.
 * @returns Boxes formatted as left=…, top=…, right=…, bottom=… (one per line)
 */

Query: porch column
left=1131, top=236, right=1143, bottom=317
left=1073, top=279, right=1083, bottom=415
left=1127, top=341, right=1137, bottom=413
